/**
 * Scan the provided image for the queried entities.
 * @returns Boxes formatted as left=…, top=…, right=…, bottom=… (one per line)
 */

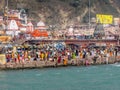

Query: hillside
left=0, top=0, right=120, bottom=29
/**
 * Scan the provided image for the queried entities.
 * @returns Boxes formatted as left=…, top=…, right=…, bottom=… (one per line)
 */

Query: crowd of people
left=4, top=42, right=119, bottom=67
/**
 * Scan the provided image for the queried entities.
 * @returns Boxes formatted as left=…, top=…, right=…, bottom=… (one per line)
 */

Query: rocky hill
left=0, top=0, right=120, bottom=29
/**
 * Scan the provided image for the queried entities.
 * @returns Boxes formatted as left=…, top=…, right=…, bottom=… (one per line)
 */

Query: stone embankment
left=0, top=56, right=120, bottom=70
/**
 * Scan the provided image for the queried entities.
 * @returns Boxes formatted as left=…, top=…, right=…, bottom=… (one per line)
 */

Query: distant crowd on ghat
left=5, top=43, right=119, bottom=66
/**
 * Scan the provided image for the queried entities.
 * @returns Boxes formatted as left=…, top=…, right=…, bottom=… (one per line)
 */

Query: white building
left=36, top=21, right=47, bottom=30
left=6, top=20, right=20, bottom=37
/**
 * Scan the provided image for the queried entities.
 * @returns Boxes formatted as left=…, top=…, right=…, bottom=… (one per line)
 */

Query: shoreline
left=0, top=58, right=120, bottom=71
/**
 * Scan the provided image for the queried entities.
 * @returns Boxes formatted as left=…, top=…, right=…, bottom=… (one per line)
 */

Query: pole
left=118, top=25, right=120, bottom=45
left=6, top=0, right=8, bottom=32
left=88, top=0, right=91, bottom=42
left=88, top=0, right=91, bottom=30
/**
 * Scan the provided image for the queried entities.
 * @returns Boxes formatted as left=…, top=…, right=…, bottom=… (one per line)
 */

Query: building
left=36, top=21, right=47, bottom=30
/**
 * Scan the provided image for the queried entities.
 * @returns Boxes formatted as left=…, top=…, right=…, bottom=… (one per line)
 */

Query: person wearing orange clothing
left=109, top=51, right=113, bottom=57
left=63, top=56, right=68, bottom=66
left=41, top=52, right=44, bottom=61
left=17, top=54, right=20, bottom=63
left=80, top=51, right=83, bottom=59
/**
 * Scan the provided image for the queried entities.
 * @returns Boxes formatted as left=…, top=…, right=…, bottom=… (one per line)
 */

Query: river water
left=0, top=64, right=120, bottom=90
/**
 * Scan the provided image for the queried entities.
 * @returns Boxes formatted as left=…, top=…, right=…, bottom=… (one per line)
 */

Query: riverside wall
left=0, top=56, right=120, bottom=70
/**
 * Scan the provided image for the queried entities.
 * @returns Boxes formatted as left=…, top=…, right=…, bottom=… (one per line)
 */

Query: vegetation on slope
left=0, top=0, right=120, bottom=29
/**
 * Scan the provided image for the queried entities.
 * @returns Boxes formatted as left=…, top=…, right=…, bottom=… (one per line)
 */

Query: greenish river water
left=0, top=64, right=120, bottom=90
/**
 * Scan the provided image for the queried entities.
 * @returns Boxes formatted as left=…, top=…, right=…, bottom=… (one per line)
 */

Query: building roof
left=31, top=29, right=48, bottom=37
left=37, top=21, right=45, bottom=26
